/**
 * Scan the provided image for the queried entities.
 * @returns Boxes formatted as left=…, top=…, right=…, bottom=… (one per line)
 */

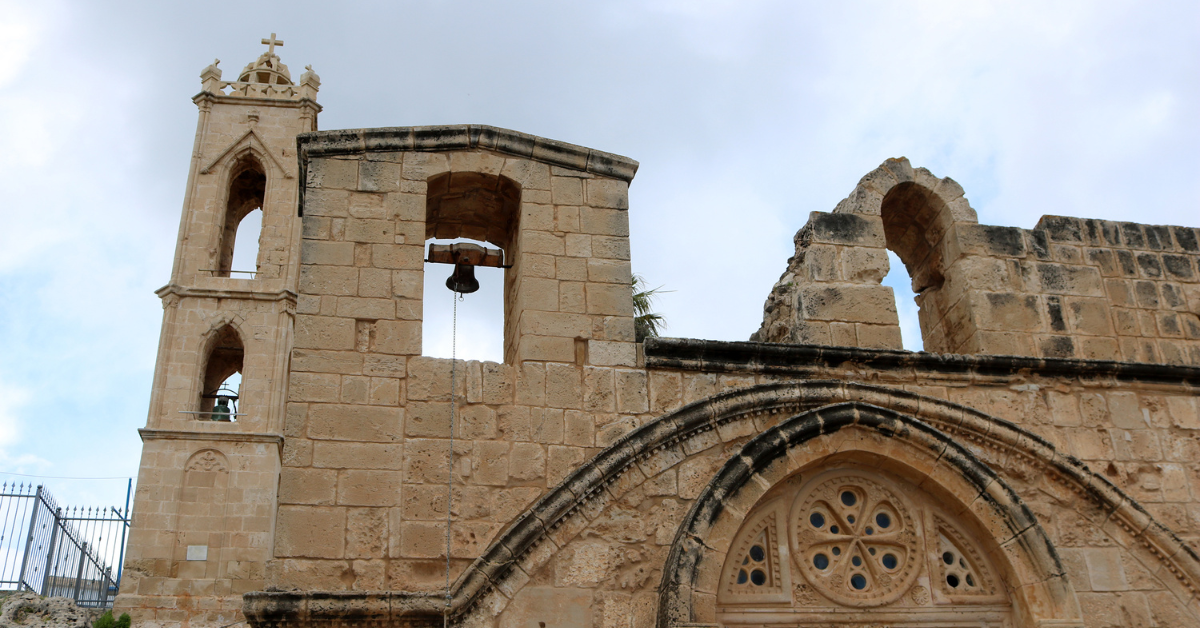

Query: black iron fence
left=0, top=483, right=130, bottom=608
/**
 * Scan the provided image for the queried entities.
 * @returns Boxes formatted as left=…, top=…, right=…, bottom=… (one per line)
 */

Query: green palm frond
left=632, top=274, right=669, bottom=342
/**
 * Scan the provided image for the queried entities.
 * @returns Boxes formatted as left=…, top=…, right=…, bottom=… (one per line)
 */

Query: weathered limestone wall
left=272, top=126, right=643, bottom=592
left=122, top=86, right=1200, bottom=628
left=244, top=340, right=1200, bottom=628
left=755, top=158, right=1200, bottom=365
left=243, top=144, right=1200, bottom=628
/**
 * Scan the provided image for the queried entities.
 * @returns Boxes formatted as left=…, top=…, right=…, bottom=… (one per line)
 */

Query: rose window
left=790, top=471, right=922, bottom=606
left=718, top=466, right=1009, bottom=621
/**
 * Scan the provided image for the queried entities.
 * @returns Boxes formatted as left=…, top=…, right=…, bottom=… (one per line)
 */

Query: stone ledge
left=296, top=125, right=639, bottom=182
left=194, top=91, right=322, bottom=110
left=243, top=591, right=442, bottom=628
left=139, top=429, right=284, bottom=448
left=156, top=284, right=299, bottom=303
left=643, top=337, right=1200, bottom=386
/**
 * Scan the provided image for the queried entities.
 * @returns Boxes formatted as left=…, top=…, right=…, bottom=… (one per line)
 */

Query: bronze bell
left=445, top=259, right=479, bottom=294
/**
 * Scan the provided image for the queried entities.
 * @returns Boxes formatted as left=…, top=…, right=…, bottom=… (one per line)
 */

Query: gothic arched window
left=198, top=325, right=243, bottom=421
left=217, top=156, right=266, bottom=278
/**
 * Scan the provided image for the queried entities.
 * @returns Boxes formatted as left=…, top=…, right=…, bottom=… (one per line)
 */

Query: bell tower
left=115, top=35, right=320, bottom=627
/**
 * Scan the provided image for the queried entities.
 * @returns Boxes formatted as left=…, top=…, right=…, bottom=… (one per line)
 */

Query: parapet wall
left=754, top=158, right=1200, bottom=366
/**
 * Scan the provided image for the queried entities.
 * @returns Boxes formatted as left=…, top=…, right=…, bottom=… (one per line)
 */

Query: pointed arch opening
left=199, top=324, right=243, bottom=421
left=421, top=172, right=521, bottom=363
left=217, top=155, right=267, bottom=278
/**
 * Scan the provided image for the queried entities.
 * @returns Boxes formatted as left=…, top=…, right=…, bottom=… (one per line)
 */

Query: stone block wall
left=755, top=158, right=1200, bottom=366
left=118, top=437, right=282, bottom=624
left=243, top=339, right=1200, bottom=628
left=271, top=126, right=645, bottom=591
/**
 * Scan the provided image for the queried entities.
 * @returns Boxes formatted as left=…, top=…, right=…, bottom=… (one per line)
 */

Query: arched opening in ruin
left=199, top=324, right=243, bottom=421
left=217, top=156, right=266, bottom=278
left=422, top=172, right=521, bottom=363
left=879, top=182, right=955, bottom=352
left=881, top=251, right=923, bottom=351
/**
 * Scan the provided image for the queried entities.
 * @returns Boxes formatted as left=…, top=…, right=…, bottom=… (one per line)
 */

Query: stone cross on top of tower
left=261, top=33, right=284, bottom=55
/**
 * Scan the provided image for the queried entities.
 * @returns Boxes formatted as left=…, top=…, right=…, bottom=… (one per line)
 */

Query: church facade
left=114, top=39, right=1200, bottom=628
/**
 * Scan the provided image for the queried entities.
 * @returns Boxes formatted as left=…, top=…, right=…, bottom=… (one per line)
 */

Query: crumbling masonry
left=115, top=42, right=1200, bottom=628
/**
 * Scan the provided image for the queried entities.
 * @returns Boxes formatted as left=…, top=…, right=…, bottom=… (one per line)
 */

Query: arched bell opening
left=422, top=171, right=521, bottom=362
left=198, top=324, right=244, bottom=421
left=216, top=155, right=267, bottom=278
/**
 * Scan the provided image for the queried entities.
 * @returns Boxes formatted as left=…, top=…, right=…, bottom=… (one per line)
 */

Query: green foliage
left=93, top=611, right=131, bottom=628
left=632, top=274, right=669, bottom=342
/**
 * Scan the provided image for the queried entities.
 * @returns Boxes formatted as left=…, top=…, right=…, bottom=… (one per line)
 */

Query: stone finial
left=200, top=59, right=223, bottom=93
left=300, top=64, right=321, bottom=92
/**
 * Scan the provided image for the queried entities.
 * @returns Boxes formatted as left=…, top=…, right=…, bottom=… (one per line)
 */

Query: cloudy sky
left=0, top=0, right=1196, bottom=509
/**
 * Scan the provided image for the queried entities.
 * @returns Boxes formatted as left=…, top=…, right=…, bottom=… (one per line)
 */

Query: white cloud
left=0, top=0, right=44, bottom=88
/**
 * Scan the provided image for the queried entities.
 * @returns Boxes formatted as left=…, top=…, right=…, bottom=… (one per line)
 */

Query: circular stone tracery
left=790, top=471, right=922, bottom=606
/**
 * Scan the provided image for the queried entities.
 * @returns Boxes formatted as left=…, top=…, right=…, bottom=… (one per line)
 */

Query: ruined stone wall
left=754, top=158, right=1200, bottom=366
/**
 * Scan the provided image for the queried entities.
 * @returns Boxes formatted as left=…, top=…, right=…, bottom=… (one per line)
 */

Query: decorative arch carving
left=184, top=449, right=229, bottom=474
left=658, top=402, right=1071, bottom=627
left=172, top=449, right=231, bottom=579
left=714, top=461, right=1014, bottom=625
left=201, top=128, right=294, bottom=179
left=720, top=501, right=789, bottom=603
left=243, top=382, right=1200, bottom=628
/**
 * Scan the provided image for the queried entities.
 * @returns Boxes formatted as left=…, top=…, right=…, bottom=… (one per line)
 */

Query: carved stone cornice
left=138, top=429, right=283, bottom=453
left=296, top=124, right=639, bottom=183
left=155, top=284, right=298, bottom=304
left=193, top=91, right=323, bottom=111
left=644, top=337, right=1200, bottom=387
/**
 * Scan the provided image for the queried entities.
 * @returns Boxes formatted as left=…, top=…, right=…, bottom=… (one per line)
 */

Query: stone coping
left=644, top=337, right=1200, bottom=386
left=295, top=125, right=639, bottom=182
left=138, top=429, right=283, bottom=443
